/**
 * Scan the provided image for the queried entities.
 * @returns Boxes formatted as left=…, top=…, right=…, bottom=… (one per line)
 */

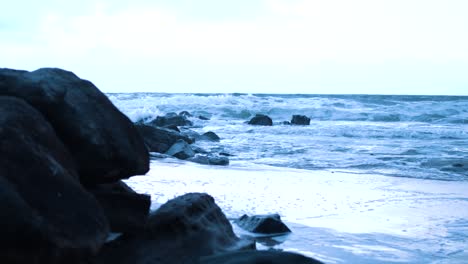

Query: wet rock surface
left=0, top=68, right=149, bottom=184
left=235, top=214, right=291, bottom=234
left=291, top=115, right=311, bottom=125
left=0, top=96, right=109, bottom=263
left=248, top=114, right=273, bottom=126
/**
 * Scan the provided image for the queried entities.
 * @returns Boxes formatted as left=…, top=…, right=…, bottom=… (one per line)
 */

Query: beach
left=127, top=159, right=468, bottom=263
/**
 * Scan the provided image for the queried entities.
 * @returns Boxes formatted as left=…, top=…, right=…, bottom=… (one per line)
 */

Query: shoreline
left=126, top=158, right=468, bottom=263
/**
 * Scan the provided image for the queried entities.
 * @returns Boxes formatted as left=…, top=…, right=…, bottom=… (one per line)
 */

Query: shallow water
left=126, top=160, right=468, bottom=263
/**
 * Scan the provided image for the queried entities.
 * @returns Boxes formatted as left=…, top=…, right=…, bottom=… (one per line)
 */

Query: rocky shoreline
left=0, top=68, right=322, bottom=263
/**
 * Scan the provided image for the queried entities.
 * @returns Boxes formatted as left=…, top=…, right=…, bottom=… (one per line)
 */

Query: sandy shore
left=126, top=159, right=468, bottom=263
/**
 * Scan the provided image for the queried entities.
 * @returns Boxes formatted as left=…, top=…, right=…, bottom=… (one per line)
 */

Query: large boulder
left=136, top=124, right=193, bottom=153
left=291, top=115, right=311, bottom=125
left=87, top=181, right=151, bottom=234
left=149, top=112, right=193, bottom=127
left=200, top=250, right=323, bottom=264
left=248, top=114, right=273, bottom=126
left=235, top=214, right=291, bottom=234
left=0, top=96, right=109, bottom=263
left=0, top=68, right=149, bottom=184
left=97, top=193, right=254, bottom=264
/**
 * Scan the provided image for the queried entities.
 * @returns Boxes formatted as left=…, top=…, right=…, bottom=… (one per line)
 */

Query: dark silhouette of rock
left=0, top=68, right=149, bottom=184
left=291, top=115, right=311, bottom=125
left=199, top=115, right=210, bottom=120
left=96, top=193, right=254, bottom=264
left=136, top=124, right=193, bottom=153
left=248, top=114, right=273, bottom=126
left=179, top=111, right=193, bottom=118
left=281, top=121, right=291, bottom=125
left=88, top=181, right=151, bottom=234
left=0, top=96, right=109, bottom=263
left=149, top=112, right=193, bottom=127
left=235, top=214, right=291, bottom=234
left=200, top=250, right=323, bottom=264
left=165, top=139, right=196, bottom=160
left=200, top=131, right=221, bottom=142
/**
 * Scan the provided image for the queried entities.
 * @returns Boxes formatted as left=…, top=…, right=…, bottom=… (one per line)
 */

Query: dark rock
left=0, top=96, right=109, bottom=263
left=150, top=112, right=193, bottom=127
left=291, top=115, right=311, bottom=125
left=199, top=115, right=210, bottom=120
left=0, top=68, right=149, bottom=184
left=165, top=139, right=196, bottom=160
left=281, top=121, right=291, bottom=125
left=88, top=181, right=151, bottom=234
left=97, top=193, right=254, bottom=264
left=208, top=156, right=230, bottom=166
left=248, top=114, right=273, bottom=126
left=200, top=250, right=323, bottom=264
left=136, top=124, right=193, bottom=153
left=188, top=155, right=211, bottom=165
left=235, top=214, right=291, bottom=234
left=220, top=152, right=234, bottom=157
left=200, top=131, right=221, bottom=142
left=188, top=155, right=229, bottom=166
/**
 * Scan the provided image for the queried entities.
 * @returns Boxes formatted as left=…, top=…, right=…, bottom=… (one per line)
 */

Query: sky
left=1, top=0, right=467, bottom=95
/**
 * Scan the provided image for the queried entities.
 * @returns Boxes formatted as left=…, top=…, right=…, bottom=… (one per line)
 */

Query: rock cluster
left=0, top=68, right=322, bottom=264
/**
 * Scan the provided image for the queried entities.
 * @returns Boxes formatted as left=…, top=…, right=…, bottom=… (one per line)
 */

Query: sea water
left=109, top=93, right=468, bottom=263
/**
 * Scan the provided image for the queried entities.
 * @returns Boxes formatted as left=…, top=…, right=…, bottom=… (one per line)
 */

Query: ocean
left=109, top=93, right=468, bottom=263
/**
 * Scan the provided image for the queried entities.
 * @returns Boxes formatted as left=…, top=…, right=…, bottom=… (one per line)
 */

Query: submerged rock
left=0, top=96, right=109, bottom=263
left=235, top=214, right=291, bottom=234
left=165, top=139, right=196, bottom=160
left=248, top=114, right=273, bottom=126
left=87, top=181, right=151, bottom=234
left=0, top=68, right=149, bottom=184
left=291, top=115, right=311, bottom=125
left=136, top=124, right=193, bottom=153
left=200, top=250, right=323, bottom=264
left=199, top=115, right=210, bottom=120
left=97, top=193, right=254, bottom=264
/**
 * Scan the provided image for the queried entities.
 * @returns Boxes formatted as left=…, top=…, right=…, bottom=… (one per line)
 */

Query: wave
left=108, top=93, right=468, bottom=125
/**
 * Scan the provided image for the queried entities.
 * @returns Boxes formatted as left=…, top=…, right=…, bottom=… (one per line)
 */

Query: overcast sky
left=1, top=0, right=467, bottom=95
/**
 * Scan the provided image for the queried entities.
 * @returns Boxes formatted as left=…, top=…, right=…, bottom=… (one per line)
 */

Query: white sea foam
left=126, top=160, right=468, bottom=263
left=108, top=93, right=468, bottom=181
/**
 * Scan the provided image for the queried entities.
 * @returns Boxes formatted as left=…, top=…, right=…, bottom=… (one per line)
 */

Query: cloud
left=1, top=0, right=467, bottom=94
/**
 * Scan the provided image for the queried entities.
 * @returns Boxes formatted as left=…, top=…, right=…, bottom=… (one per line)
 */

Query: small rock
left=200, top=131, right=221, bottom=142
left=235, top=214, right=291, bottom=234
left=208, top=156, right=229, bottom=166
left=199, top=115, right=210, bottom=120
left=165, top=139, right=195, bottom=160
left=248, top=114, right=273, bottom=126
left=291, top=115, right=310, bottom=125
left=150, top=112, right=193, bottom=127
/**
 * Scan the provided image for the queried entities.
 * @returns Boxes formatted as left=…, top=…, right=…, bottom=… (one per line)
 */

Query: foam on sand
left=126, top=159, right=468, bottom=263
